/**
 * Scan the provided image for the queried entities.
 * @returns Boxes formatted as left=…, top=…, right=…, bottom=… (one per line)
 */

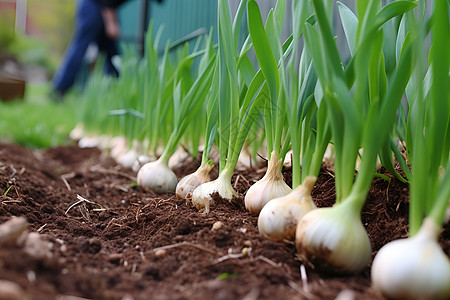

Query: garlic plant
left=258, top=176, right=316, bottom=242
left=245, top=151, right=291, bottom=215
left=192, top=168, right=238, bottom=213
left=371, top=218, right=450, bottom=300
left=294, top=0, right=416, bottom=273
left=248, top=0, right=335, bottom=244
left=138, top=33, right=217, bottom=194
left=372, top=1, right=450, bottom=297
left=177, top=162, right=214, bottom=203
left=137, top=157, right=178, bottom=194
left=176, top=61, right=219, bottom=203
left=296, top=200, right=372, bottom=273
left=192, top=0, right=268, bottom=212
left=244, top=0, right=293, bottom=216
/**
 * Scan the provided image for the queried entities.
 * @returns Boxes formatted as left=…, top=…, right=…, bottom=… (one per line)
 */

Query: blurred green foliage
left=0, top=83, right=78, bottom=149
left=27, top=0, right=75, bottom=61
left=0, top=10, right=15, bottom=49
left=0, top=0, right=75, bottom=75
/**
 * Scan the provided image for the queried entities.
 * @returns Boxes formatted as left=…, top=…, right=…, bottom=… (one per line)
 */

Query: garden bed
left=0, top=142, right=448, bottom=300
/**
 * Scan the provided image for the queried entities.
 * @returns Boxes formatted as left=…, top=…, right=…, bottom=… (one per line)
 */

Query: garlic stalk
left=137, top=155, right=178, bottom=194
left=258, top=176, right=316, bottom=242
left=245, top=151, right=292, bottom=215
left=191, top=168, right=237, bottom=213
left=371, top=218, right=450, bottom=300
left=176, top=162, right=214, bottom=204
left=295, top=200, right=372, bottom=274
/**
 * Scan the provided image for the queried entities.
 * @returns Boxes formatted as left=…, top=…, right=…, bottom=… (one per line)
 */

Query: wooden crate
left=0, top=75, right=26, bottom=102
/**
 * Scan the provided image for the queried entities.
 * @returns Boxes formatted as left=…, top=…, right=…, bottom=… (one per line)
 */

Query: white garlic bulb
left=132, top=154, right=154, bottom=172
left=176, top=163, right=214, bottom=203
left=245, top=151, right=292, bottom=215
left=295, top=201, right=372, bottom=274
left=69, top=123, right=85, bottom=140
left=191, top=170, right=237, bottom=213
left=371, top=217, right=450, bottom=300
left=258, top=176, right=317, bottom=242
left=109, top=136, right=128, bottom=159
left=137, top=158, right=178, bottom=194
left=116, top=148, right=140, bottom=169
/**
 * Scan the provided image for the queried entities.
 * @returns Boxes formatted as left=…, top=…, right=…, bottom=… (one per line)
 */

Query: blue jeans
left=52, top=0, right=119, bottom=96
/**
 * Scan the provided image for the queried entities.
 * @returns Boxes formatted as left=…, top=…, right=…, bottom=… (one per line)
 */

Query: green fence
left=118, top=0, right=217, bottom=55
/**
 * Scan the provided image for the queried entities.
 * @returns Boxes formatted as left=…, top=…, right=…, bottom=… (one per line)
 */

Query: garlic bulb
left=168, top=146, right=191, bottom=169
left=132, top=154, right=153, bottom=172
left=295, top=201, right=372, bottom=274
left=371, top=218, right=450, bottom=300
left=78, top=135, right=101, bottom=148
left=191, top=170, right=237, bottom=213
left=115, top=148, right=139, bottom=169
left=258, top=176, right=317, bottom=242
left=245, top=151, right=292, bottom=215
left=115, top=140, right=145, bottom=169
left=137, top=158, right=178, bottom=194
left=109, top=136, right=128, bottom=159
left=176, top=163, right=214, bottom=203
left=69, top=123, right=85, bottom=140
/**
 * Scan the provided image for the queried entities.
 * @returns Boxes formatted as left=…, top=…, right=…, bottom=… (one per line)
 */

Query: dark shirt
left=94, top=0, right=129, bottom=9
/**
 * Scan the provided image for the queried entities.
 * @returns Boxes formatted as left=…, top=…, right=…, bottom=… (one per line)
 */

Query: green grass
left=0, top=82, right=79, bottom=149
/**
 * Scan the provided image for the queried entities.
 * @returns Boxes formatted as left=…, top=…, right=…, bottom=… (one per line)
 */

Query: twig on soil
left=131, top=263, right=137, bottom=274
left=104, top=218, right=117, bottom=230
left=61, top=172, right=76, bottom=191
left=37, top=224, right=47, bottom=233
left=212, top=247, right=253, bottom=264
left=234, top=174, right=241, bottom=189
left=300, top=264, right=310, bottom=293
left=233, top=174, right=251, bottom=189
left=139, top=251, right=146, bottom=261
left=242, top=287, right=260, bottom=300
left=104, top=217, right=132, bottom=231
left=213, top=252, right=245, bottom=264
left=288, top=280, right=317, bottom=300
left=152, top=242, right=216, bottom=255
left=89, top=165, right=136, bottom=181
left=65, top=195, right=106, bottom=219
left=255, top=255, right=281, bottom=268
left=323, top=169, right=335, bottom=178
left=0, top=199, right=21, bottom=205
left=55, top=295, right=93, bottom=300
left=9, top=164, right=17, bottom=178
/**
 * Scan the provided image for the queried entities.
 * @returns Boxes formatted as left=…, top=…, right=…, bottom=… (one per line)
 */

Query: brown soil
left=0, top=142, right=449, bottom=300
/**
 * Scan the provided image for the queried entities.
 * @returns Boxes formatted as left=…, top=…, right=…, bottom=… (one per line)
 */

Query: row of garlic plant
left=72, top=0, right=449, bottom=297
left=244, top=0, right=415, bottom=273
left=190, top=0, right=273, bottom=213
left=372, top=0, right=450, bottom=298
left=252, top=0, right=450, bottom=298
left=75, top=22, right=214, bottom=172
left=243, top=0, right=449, bottom=298
left=137, top=30, right=217, bottom=193
left=295, top=0, right=418, bottom=274
left=249, top=0, right=331, bottom=242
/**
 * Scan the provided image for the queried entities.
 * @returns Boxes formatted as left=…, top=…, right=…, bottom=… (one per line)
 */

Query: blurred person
left=51, top=0, right=130, bottom=99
